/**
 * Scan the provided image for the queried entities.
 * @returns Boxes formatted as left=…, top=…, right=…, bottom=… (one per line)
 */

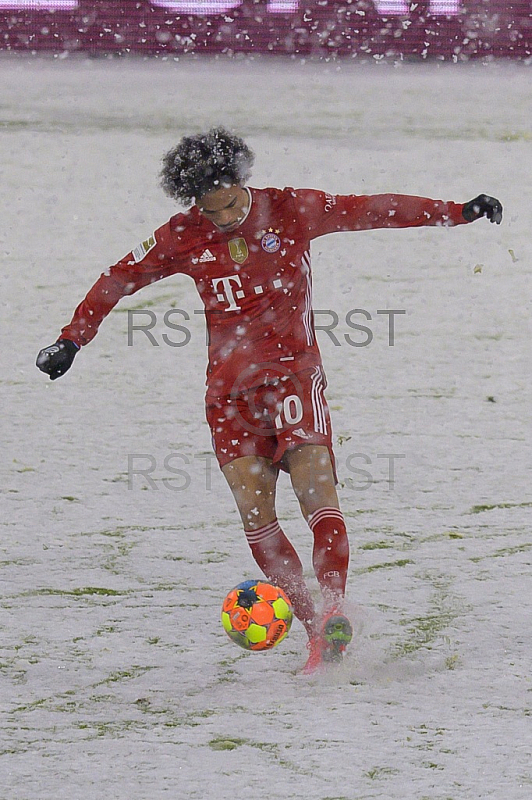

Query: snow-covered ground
left=1, top=56, right=531, bottom=799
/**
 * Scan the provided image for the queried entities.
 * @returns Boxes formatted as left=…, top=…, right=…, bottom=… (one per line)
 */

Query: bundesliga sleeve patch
left=132, top=234, right=156, bottom=263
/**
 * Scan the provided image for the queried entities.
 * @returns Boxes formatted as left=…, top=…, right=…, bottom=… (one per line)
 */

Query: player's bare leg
left=222, top=455, right=315, bottom=635
left=285, top=443, right=339, bottom=512
left=285, top=444, right=353, bottom=670
left=222, top=455, right=279, bottom=529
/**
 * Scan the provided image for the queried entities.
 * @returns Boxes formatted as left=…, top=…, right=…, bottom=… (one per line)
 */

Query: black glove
left=36, top=339, right=79, bottom=380
left=462, top=194, right=503, bottom=224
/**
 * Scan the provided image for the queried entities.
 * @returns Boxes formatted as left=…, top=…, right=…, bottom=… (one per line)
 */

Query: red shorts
left=206, top=366, right=336, bottom=476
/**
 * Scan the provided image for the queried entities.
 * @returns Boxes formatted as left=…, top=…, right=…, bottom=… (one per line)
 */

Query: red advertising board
left=0, top=0, right=530, bottom=59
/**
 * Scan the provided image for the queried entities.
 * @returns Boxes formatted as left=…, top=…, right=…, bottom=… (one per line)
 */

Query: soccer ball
left=221, top=580, right=293, bottom=651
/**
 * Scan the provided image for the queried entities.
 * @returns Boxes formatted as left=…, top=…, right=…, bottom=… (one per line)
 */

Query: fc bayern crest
left=261, top=232, right=281, bottom=253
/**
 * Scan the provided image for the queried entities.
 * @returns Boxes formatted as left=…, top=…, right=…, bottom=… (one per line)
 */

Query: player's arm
left=291, top=189, right=502, bottom=237
left=36, top=220, right=185, bottom=380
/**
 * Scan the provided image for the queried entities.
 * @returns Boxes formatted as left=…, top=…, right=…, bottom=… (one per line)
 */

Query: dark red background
left=1, top=1, right=531, bottom=59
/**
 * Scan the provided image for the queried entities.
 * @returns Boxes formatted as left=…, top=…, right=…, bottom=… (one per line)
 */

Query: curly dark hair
left=160, top=127, right=255, bottom=206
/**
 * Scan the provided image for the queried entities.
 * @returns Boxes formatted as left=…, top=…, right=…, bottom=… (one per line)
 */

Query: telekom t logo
left=213, top=274, right=245, bottom=311
left=0, top=0, right=460, bottom=15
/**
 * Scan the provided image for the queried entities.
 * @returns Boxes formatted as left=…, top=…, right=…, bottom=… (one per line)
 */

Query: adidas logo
left=199, top=249, right=216, bottom=263
left=292, top=428, right=311, bottom=439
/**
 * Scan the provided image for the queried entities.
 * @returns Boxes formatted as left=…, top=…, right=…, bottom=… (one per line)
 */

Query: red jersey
left=60, top=187, right=468, bottom=398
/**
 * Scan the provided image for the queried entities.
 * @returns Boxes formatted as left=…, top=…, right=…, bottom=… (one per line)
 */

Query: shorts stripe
left=302, top=251, right=314, bottom=346
left=311, top=366, right=327, bottom=435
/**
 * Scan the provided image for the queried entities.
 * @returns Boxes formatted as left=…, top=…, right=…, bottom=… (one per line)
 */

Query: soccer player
left=36, top=127, right=502, bottom=673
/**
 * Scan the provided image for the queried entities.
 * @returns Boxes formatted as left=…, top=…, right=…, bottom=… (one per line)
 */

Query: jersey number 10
left=274, top=395, right=304, bottom=430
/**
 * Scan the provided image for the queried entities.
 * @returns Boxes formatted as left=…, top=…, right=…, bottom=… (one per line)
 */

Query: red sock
left=245, top=520, right=315, bottom=635
left=308, top=507, right=349, bottom=607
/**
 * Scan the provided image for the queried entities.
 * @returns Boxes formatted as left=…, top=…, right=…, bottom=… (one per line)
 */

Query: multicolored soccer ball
left=221, top=580, right=293, bottom=651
